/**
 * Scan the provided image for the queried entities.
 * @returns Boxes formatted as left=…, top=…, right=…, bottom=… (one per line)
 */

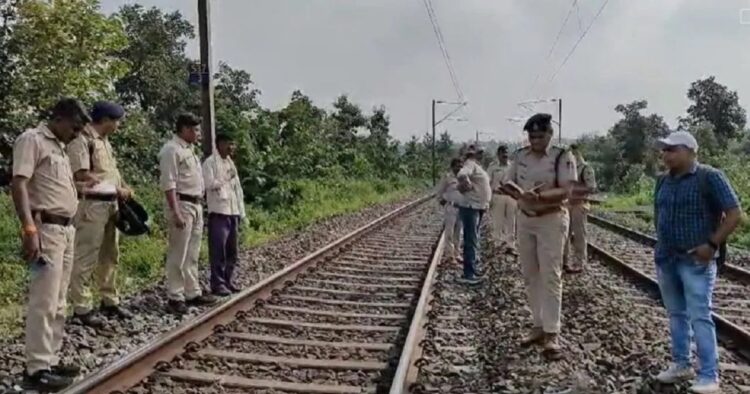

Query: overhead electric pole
left=431, top=100, right=436, bottom=186
left=558, top=98, right=562, bottom=143
left=198, top=0, right=216, bottom=158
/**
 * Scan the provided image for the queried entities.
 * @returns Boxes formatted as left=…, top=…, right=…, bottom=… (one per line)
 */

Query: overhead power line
left=422, top=0, right=465, bottom=102
left=526, top=0, right=579, bottom=96
left=546, top=0, right=611, bottom=84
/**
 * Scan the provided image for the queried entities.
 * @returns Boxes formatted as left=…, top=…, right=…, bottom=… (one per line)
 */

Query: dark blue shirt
left=655, top=163, right=739, bottom=259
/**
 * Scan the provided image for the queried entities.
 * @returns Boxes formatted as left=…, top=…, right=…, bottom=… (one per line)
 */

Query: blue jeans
left=459, top=206, right=481, bottom=279
left=655, top=254, right=718, bottom=382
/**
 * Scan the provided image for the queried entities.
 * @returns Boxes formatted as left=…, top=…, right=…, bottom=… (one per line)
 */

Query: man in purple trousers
left=202, top=134, right=246, bottom=296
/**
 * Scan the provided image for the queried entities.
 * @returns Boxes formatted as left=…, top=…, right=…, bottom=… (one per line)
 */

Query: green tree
left=609, top=100, right=669, bottom=175
left=436, top=130, right=455, bottom=163
left=0, top=0, right=19, bottom=173
left=114, top=4, right=197, bottom=131
left=680, top=76, right=747, bottom=142
left=10, top=0, right=128, bottom=113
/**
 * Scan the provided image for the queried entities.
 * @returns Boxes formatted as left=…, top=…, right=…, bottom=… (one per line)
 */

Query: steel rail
left=389, top=229, right=445, bottom=394
left=62, top=194, right=434, bottom=394
left=588, top=214, right=750, bottom=281
left=588, top=215, right=750, bottom=359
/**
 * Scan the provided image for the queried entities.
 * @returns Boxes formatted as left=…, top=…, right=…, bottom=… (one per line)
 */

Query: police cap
left=91, top=101, right=125, bottom=122
left=116, top=198, right=151, bottom=236
left=523, top=113, right=553, bottom=133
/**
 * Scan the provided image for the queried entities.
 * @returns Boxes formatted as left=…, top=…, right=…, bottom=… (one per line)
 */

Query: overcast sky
left=101, top=0, right=750, bottom=143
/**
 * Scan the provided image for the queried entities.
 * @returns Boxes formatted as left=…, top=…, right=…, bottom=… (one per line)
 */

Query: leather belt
left=34, top=211, right=73, bottom=227
left=79, top=193, right=117, bottom=201
left=520, top=206, right=562, bottom=218
left=178, top=193, right=202, bottom=204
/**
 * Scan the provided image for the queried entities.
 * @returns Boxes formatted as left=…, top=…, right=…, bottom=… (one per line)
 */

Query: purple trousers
left=208, top=213, right=239, bottom=291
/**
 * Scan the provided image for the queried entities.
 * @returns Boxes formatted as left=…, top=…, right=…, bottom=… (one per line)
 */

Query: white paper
left=88, top=181, right=117, bottom=195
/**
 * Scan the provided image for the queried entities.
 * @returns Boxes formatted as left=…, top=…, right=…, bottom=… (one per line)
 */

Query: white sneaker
left=688, top=379, right=720, bottom=394
left=655, top=363, right=695, bottom=384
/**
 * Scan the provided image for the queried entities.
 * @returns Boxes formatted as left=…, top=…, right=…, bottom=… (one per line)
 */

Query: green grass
left=0, top=177, right=423, bottom=337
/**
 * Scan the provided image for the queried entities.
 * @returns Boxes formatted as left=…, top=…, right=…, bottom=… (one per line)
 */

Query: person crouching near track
left=436, top=158, right=464, bottom=265
left=653, top=131, right=742, bottom=394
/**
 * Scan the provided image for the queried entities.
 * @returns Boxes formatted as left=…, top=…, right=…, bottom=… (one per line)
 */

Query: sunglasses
left=528, top=134, right=547, bottom=140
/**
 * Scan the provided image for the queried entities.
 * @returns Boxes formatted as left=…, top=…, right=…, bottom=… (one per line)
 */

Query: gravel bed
left=238, top=307, right=406, bottom=327
left=268, top=297, right=411, bottom=314
left=414, top=224, right=750, bottom=393
left=282, top=287, right=416, bottom=303
left=205, top=335, right=394, bottom=361
left=0, top=194, right=422, bottom=392
left=593, top=210, right=750, bottom=270
left=588, top=223, right=750, bottom=333
left=224, top=321, right=402, bottom=344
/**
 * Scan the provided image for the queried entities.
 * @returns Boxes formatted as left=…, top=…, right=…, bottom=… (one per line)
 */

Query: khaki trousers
left=490, top=195, right=517, bottom=248
left=443, top=204, right=462, bottom=259
left=517, top=209, right=569, bottom=333
left=26, top=223, right=75, bottom=374
left=563, top=204, right=588, bottom=270
left=166, top=200, right=203, bottom=301
left=69, top=200, right=119, bottom=314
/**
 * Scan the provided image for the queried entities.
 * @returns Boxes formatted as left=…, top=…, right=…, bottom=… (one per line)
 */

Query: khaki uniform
left=505, top=145, right=576, bottom=333
left=159, top=135, right=205, bottom=302
left=67, top=126, right=123, bottom=314
left=13, top=123, right=78, bottom=374
left=436, top=171, right=463, bottom=260
left=487, top=160, right=517, bottom=248
left=564, top=159, right=596, bottom=270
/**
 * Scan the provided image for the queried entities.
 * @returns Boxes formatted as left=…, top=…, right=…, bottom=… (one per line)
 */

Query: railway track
left=588, top=214, right=750, bottom=360
left=60, top=196, right=445, bottom=394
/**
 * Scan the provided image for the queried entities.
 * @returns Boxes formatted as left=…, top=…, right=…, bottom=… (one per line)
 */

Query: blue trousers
left=655, top=254, right=718, bottom=382
left=459, top=206, right=481, bottom=279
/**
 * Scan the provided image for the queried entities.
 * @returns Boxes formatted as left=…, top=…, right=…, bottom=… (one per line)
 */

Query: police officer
left=503, top=113, right=576, bottom=357
left=11, top=98, right=90, bottom=391
left=487, top=145, right=517, bottom=254
left=436, top=158, right=464, bottom=264
left=67, top=101, right=133, bottom=328
left=563, top=144, right=597, bottom=273
left=159, top=113, right=218, bottom=314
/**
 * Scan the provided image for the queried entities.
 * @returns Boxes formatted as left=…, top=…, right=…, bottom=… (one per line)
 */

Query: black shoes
left=51, top=363, right=81, bottom=378
left=187, top=294, right=220, bottom=306
left=212, top=286, right=232, bottom=297
left=23, top=369, right=75, bottom=392
left=167, top=299, right=188, bottom=315
left=100, top=304, right=134, bottom=319
left=74, top=311, right=105, bottom=329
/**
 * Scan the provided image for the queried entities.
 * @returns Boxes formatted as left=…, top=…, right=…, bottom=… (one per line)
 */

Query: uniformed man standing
left=563, top=144, right=597, bottom=273
left=436, top=158, right=464, bottom=264
left=11, top=98, right=90, bottom=391
left=203, top=133, right=245, bottom=296
left=503, top=113, right=576, bottom=357
left=456, top=146, right=492, bottom=284
left=487, top=145, right=517, bottom=254
left=159, top=113, right=218, bottom=314
left=67, top=101, right=134, bottom=328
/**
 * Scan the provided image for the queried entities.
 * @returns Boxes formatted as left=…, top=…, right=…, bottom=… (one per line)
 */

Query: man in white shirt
left=203, top=134, right=246, bottom=296
left=456, top=145, right=492, bottom=284
left=436, top=158, right=464, bottom=264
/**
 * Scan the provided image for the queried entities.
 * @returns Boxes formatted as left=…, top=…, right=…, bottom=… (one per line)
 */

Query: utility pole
left=431, top=99, right=436, bottom=186
left=198, top=0, right=215, bottom=159
left=558, top=98, right=562, bottom=143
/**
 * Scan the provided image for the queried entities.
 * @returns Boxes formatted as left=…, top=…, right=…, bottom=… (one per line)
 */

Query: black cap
left=50, top=97, right=91, bottom=123
left=523, top=113, right=553, bottom=133
left=216, top=133, right=234, bottom=144
left=116, top=198, right=150, bottom=236
left=497, top=145, right=508, bottom=153
left=91, top=101, right=125, bottom=122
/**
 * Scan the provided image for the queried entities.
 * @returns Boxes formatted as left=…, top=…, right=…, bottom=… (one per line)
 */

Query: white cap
left=658, top=131, right=699, bottom=152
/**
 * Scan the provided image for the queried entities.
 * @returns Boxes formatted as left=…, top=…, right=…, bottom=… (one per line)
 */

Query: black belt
left=34, top=211, right=73, bottom=227
left=79, top=193, right=117, bottom=201
left=520, top=206, right=562, bottom=217
left=178, top=193, right=202, bottom=204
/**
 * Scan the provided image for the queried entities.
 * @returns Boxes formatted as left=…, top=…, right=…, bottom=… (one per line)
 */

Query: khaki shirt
left=570, top=158, right=597, bottom=205
left=67, top=125, right=122, bottom=191
left=456, top=159, right=492, bottom=210
left=158, top=136, right=204, bottom=196
left=202, top=153, right=245, bottom=217
left=505, top=145, right=577, bottom=214
left=487, top=160, right=510, bottom=190
left=436, top=171, right=464, bottom=205
left=12, top=123, right=78, bottom=217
